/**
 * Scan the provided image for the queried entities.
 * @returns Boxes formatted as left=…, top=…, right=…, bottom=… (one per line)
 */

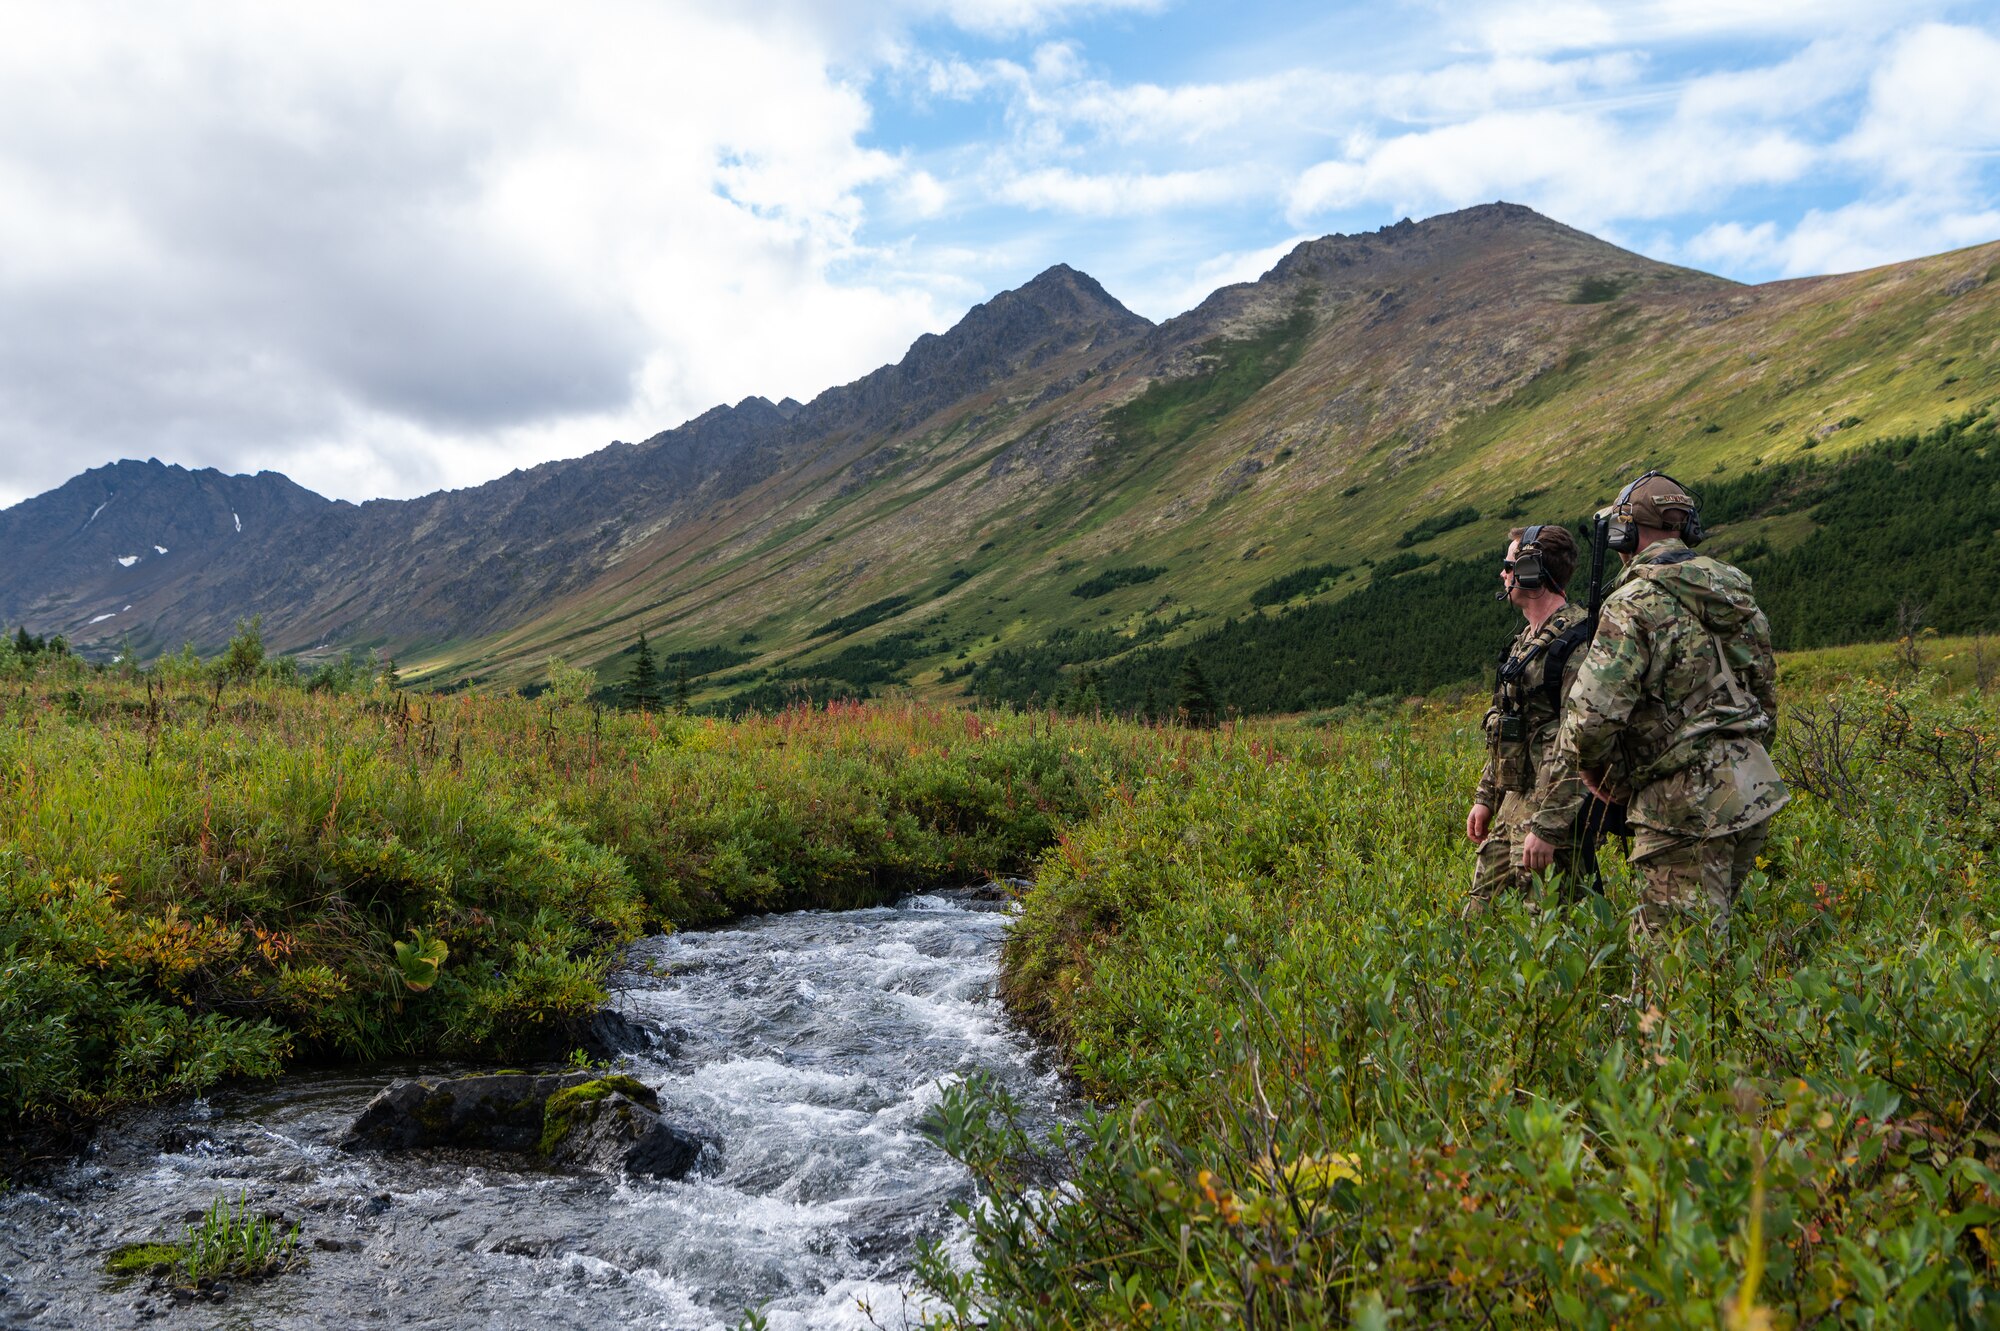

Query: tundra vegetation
left=2, top=626, right=1996, bottom=1324
left=916, top=653, right=2000, bottom=1328
left=0, top=635, right=1114, bottom=1130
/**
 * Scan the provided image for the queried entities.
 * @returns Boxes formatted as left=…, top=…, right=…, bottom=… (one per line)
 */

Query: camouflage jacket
left=1474, top=601, right=1589, bottom=840
left=1537, top=539, right=1789, bottom=842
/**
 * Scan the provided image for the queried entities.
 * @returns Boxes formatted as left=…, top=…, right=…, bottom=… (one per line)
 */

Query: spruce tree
left=1075, top=666, right=1102, bottom=717
left=627, top=631, right=661, bottom=710
left=1176, top=654, right=1218, bottom=728
left=672, top=661, right=690, bottom=714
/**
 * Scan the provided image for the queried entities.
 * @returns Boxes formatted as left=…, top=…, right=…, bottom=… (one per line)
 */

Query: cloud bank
left=1, top=0, right=1994, bottom=510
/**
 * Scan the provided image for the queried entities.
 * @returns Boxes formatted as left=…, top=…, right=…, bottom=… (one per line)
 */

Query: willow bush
left=0, top=667, right=1140, bottom=1127
left=919, top=676, right=2000, bottom=1328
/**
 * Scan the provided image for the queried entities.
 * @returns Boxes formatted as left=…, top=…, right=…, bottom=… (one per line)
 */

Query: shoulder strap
left=1538, top=618, right=1596, bottom=706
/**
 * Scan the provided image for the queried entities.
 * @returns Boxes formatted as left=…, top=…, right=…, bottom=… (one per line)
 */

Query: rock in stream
left=0, top=891, right=1071, bottom=1331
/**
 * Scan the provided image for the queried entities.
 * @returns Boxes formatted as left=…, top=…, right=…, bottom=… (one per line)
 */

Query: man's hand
left=1522, top=832, right=1557, bottom=872
left=1466, top=803, right=1492, bottom=843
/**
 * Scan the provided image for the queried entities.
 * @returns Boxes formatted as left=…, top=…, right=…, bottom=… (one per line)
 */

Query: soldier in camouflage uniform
left=1539, top=472, right=1788, bottom=938
left=1465, top=524, right=1592, bottom=912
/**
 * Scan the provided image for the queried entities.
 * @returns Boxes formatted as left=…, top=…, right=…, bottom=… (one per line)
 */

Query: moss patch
left=413, top=1088, right=456, bottom=1135
left=105, top=1242, right=182, bottom=1277
left=538, top=1075, right=653, bottom=1156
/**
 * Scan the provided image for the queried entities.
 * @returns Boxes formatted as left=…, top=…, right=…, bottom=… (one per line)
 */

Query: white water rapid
left=0, top=892, right=1069, bottom=1330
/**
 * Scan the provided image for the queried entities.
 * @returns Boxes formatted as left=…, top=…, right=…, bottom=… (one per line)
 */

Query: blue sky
left=845, top=0, right=2000, bottom=320
left=1, top=0, right=1996, bottom=509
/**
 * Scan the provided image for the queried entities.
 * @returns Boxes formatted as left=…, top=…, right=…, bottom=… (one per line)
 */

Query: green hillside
left=967, top=408, right=2000, bottom=715
left=402, top=207, right=2000, bottom=712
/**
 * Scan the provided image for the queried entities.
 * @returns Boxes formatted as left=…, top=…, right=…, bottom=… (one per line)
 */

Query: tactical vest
left=1485, top=602, right=1588, bottom=793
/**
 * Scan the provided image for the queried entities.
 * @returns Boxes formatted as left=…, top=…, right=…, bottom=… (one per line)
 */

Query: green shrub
left=1396, top=505, right=1481, bottom=547
left=920, top=682, right=2000, bottom=1326
left=0, top=675, right=1142, bottom=1127
left=1071, top=566, right=1167, bottom=600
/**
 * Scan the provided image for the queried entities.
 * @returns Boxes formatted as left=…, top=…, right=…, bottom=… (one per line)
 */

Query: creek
left=0, top=891, right=1069, bottom=1330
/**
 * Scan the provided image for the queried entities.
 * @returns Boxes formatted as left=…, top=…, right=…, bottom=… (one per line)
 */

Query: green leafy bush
left=920, top=679, right=2000, bottom=1326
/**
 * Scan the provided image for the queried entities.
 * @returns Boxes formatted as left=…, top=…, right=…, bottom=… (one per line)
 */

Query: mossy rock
left=538, top=1075, right=710, bottom=1179
left=538, top=1075, right=658, bottom=1156
left=339, top=1072, right=598, bottom=1153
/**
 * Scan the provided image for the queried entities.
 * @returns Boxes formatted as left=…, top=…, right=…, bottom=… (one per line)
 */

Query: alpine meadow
left=4, top=198, right=2000, bottom=1329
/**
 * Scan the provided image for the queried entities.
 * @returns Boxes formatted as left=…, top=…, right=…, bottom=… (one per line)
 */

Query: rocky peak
left=1155, top=201, right=1724, bottom=355
left=1264, top=201, right=1634, bottom=287
left=898, top=263, right=1149, bottom=372
left=792, top=264, right=1151, bottom=439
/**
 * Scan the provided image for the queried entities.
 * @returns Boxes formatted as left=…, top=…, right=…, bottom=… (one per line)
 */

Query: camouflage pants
left=1467, top=791, right=1593, bottom=914
left=1628, top=817, right=1772, bottom=939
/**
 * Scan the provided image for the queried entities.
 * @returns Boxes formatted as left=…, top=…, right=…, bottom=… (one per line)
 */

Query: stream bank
left=0, top=892, right=1069, bottom=1331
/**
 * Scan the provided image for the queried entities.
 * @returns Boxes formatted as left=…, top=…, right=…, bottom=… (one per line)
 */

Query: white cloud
left=1141, top=234, right=1318, bottom=320
left=1667, top=22, right=2000, bottom=280
left=0, top=0, right=966, bottom=506
left=1286, top=108, right=1815, bottom=229
left=999, top=165, right=1254, bottom=216
left=897, top=170, right=954, bottom=219
left=933, top=0, right=1164, bottom=38
left=951, top=48, right=1645, bottom=155
left=1462, top=0, right=1921, bottom=55
left=1471, top=1, right=1620, bottom=56
left=1692, top=199, right=2000, bottom=279
left=1683, top=219, right=1781, bottom=269
left=1844, top=22, right=2000, bottom=188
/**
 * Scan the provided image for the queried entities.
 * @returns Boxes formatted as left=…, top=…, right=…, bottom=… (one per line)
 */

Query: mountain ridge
left=2, top=202, right=1995, bottom=705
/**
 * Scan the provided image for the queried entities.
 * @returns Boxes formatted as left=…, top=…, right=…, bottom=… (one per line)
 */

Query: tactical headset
left=1510, top=524, right=1559, bottom=592
left=1598, top=469, right=1704, bottom=554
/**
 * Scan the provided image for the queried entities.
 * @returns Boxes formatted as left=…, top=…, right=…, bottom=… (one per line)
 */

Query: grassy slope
left=403, top=219, right=2000, bottom=710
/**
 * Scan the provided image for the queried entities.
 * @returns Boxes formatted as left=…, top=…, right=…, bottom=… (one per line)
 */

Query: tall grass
left=105, top=1189, right=303, bottom=1287
left=8, top=636, right=1998, bottom=1320
left=917, top=676, right=2000, bottom=1327
left=0, top=654, right=1152, bottom=1128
